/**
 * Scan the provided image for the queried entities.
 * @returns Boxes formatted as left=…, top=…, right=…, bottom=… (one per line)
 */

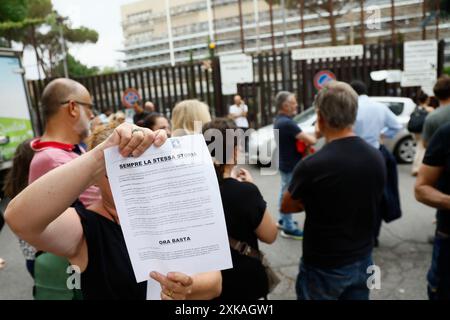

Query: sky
left=21, top=0, right=136, bottom=79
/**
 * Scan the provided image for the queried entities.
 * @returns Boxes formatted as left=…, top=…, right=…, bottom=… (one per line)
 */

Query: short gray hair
left=314, top=81, right=358, bottom=130
left=275, top=91, right=294, bottom=110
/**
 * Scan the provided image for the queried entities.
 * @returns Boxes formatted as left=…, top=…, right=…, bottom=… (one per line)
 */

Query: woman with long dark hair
left=203, top=118, right=278, bottom=300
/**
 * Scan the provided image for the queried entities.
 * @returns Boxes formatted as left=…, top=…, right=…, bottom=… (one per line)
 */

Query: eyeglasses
left=60, top=100, right=95, bottom=111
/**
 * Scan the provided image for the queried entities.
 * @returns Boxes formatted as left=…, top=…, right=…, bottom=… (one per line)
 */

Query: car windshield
left=374, top=101, right=404, bottom=116
left=293, top=107, right=316, bottom=124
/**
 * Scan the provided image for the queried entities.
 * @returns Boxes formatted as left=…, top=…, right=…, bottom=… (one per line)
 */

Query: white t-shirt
left=229, top=104, right=249, bottom=128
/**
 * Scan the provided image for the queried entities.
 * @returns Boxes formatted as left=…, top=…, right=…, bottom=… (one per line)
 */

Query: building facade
left=121, top=0, right=450, bottom=69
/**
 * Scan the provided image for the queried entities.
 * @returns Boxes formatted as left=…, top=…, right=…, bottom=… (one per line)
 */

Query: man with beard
left=28, top=78, right=100, bottom=299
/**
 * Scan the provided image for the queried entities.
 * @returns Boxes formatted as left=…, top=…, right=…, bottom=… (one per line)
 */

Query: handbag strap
left=229, top=237, right=264, bottom=262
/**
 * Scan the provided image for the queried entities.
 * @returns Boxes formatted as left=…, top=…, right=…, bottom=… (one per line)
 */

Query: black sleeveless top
left=76, top=207, right=147, bottom=300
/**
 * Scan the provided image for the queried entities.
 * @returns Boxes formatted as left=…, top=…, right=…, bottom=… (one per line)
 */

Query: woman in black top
left=5, top=122, right=222, bottom=300
left=203, top=119, right=278, bottom=300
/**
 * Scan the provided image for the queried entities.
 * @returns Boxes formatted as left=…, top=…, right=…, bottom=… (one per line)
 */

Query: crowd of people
left=1, top=74, right=449, bottom=300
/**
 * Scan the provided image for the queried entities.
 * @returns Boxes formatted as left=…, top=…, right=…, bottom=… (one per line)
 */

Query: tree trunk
left=422, top=0, right=427, bottom=40
left=436, top=0, right=440, bottom=40
left=328, top=0, right=337, bottom=45
left=238, top=0, right=245, bottom=52
left=360, top=0, right=366, bottom=45
left=30, top=25, right=44, bottom=80
left=269, top=0, right=276, bottom=54
left=391, top=0, right=396, bottom=45
left=299, top=0, right=305, bottom=47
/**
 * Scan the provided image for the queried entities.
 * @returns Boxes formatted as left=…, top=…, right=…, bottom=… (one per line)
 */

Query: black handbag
left=229, top=237, right=280, bottom=295
left=407, top=106, right=428, bottom=133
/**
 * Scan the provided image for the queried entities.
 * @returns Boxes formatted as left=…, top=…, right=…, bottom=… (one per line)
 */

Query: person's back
left=422, top=105, right=450, bottom=145
left=290, top=137, right=385, bottom=268
left=219, top=178, right=269, bottom=299
left=355, top=96, right=387, bottom=146
left=422, top=75, right=450, bottom=146
left=282, top=81, right=386, bottom=300
left=354, top=95, right=401, bottom=149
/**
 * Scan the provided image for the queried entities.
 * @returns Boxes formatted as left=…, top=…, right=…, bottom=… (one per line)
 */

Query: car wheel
left=394, top=136, right=416, bottom=164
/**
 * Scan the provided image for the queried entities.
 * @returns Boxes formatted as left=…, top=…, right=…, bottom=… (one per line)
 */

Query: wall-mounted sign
left=220, top=54, right=254, bottom=95
left=292, top=45, right=364, bottom=61
left=401, top=40, right=438, bottom=88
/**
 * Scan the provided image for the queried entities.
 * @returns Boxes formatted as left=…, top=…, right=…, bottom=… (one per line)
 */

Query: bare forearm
left=415, top=185, right=450, bottom=210
left=5, top=149, right=104, bottom=235
left=187, top=271, right=222, bottom=300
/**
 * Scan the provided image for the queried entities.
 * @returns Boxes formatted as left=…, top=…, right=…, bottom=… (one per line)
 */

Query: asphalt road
left=0, top=164, right=435, bottom=300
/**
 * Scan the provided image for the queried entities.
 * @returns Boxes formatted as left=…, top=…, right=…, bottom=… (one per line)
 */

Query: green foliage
left=100, top=66, right=116, bottom=75
left=444, top=66, right=450, bottom=76
left=0, top=0, right=28, bottom=23
left=27, top=0, right=52, bottom=19
left=0, top=0, right=98, bottom=78
left=55, top=53, right=99, bottom=77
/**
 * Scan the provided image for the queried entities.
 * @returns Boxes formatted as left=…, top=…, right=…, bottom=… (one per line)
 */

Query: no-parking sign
left=122, top=88, right=141, bottom=109
left=313, top=70, right=336, bottom=90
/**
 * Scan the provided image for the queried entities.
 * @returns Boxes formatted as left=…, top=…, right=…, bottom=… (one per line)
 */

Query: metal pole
left=206, top=0, right=215, bottom=43
left=165, top=0, right=175, bottom=66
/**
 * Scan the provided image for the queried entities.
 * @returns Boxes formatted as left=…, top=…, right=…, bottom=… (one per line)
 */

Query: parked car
left=249, top=96, right=417, bottom=165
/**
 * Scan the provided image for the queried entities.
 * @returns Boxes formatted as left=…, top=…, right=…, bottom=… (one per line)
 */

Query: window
left=378, top=101, right=404, bottom=116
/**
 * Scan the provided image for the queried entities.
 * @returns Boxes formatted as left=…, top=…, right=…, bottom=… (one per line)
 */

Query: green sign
left=0, top=54, right=34, bottom=162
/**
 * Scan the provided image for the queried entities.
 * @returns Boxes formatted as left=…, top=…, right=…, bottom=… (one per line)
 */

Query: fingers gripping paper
left=104, top=135, right=232, bottom=298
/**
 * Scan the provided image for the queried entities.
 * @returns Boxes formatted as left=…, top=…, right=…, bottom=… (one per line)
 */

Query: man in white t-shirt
left=229, top=95, right=249, bottom=129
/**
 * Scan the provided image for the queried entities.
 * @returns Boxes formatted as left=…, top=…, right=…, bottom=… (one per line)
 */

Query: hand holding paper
left=104, top=134, right=232, bottom=298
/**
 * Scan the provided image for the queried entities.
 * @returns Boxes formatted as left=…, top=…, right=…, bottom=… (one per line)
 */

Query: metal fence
left=28, top=40, right=445, bottom=133
left=239, top=40, right=446, bottom=128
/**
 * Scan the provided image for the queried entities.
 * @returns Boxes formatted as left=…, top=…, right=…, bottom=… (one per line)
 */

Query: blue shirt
left=274, top=114, right=302, bottom=173
left=354, top=95, right=402, bottom=149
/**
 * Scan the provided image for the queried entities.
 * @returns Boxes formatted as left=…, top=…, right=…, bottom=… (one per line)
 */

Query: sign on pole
left=220, top=54, right=254, bottom=95
left=292, top=45, right=363, bottom=61
left=313, top=70, right=336, bottom=90
left=401, top=40, right=438, bottom=88
left=122, top=88, right=141, bottom=109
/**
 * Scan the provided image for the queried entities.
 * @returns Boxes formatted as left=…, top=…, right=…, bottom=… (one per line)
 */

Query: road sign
left=313, top=70, right=336, bottom=90
left=122, top=88, right=141, bottom=109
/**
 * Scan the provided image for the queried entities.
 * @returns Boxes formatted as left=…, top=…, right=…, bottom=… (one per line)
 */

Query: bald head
left=41, top=78, right=90, bottom=121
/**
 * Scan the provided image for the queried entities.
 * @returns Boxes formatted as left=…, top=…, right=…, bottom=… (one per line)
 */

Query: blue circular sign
left=314, top=70, right=336, bottom=90
left=122, top=88, right=141, bottom=108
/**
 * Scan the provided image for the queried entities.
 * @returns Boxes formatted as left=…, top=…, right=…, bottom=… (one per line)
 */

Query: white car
left=249, top=97, right=417, bottom=165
